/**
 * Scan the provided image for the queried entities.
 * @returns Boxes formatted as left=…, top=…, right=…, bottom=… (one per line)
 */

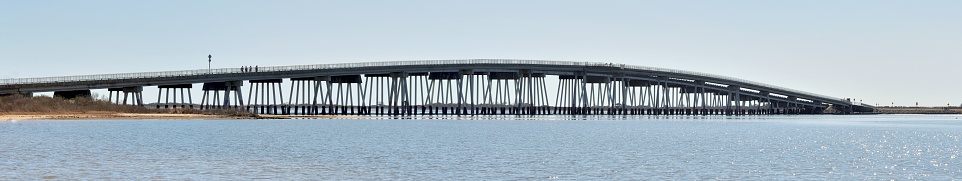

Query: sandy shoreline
left=0, top=112, right=384, bottom=121
left=0, top=112, right=250, bottom=121
left=1, top=113, right=549, bottom=121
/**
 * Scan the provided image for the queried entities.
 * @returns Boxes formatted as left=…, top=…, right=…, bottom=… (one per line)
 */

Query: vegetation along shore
left=0, top=95, right=258, bottom=121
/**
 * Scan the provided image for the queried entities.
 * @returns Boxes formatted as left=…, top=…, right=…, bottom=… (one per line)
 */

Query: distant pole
left=208, top=54, right=212, bottom=74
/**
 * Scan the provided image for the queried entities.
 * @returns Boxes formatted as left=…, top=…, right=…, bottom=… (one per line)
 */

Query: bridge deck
left=0, top=59, right=861, bottom=114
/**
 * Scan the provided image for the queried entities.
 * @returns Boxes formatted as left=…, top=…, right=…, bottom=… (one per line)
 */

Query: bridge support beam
left=364, top=73, right=416, bottom=116
left=320, top=75, right=364, bottom=115
left=156, top=84, right=190, bottom=109
left=476, top=71, right=548, bottom=116
left=248, top=79, right=284, bottom=114
left=408, top=73, right=429, bottom=116
left=312, top=76, right=333, bottom=115
left=584, top=75, right=613, bottom=115
left=459, top=70, right=472, bottom=116
left=390, top=72, right=413, bottom=116
left=288, top=77, right=318, bottom=115
left=108, top=86, right=144, bottom=106
left=625, top=79, right=653, bottom=115
left=426, top=72, right=463, bottom=116
left=759, top=91, right=771, bottom=115
left=557, top=72, right=610, bottom=115
left=522, top=72, right=549, bottom=115
left=200, top=81, right=243, bottom=110
left=364, top=73, right=389, bottom=116
left=786, top=96, right=799, bottom=114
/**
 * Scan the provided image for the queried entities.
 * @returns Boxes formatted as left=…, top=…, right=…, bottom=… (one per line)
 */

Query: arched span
left=0, top=59, right=867, bottom=114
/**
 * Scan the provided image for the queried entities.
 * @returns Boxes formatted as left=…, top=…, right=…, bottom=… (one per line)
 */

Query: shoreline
left=0, top=112, right=382, bottom=121
left=0, top=112, right=253, bottom=121
left=4, top=112, right=961, bottom=122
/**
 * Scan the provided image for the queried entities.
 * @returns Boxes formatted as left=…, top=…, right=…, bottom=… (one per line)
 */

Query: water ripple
left=1, top=115, right=961, bottom=179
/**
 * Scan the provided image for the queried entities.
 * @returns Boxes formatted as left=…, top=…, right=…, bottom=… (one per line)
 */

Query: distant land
left=872, top=107, right=962, bottom=114
left=2, top=94, right=960, bottom=121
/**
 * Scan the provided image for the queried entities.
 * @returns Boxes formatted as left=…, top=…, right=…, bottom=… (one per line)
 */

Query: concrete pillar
left=156, top=84, right=191, bottom=108
left=727, top=86, right=741, bottom=115
left=109, top=86, right=144, bottom=106
left=201, top=81, right=243, bottom=110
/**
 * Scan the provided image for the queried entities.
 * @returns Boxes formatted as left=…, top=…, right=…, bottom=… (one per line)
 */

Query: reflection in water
left=1, top=115, right=960, bottom=179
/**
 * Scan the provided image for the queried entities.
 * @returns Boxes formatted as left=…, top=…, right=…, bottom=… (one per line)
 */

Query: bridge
left=0, top=59, right=874, bottom=115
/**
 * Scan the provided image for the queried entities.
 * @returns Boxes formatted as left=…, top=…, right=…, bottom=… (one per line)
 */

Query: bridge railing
left=0, top=68, right=242, bottom=85
left=0, top=59, right=844, bottom=104
left=0, top=59, right=575, bottom=86
left=251, top=59, right=587, bottom=72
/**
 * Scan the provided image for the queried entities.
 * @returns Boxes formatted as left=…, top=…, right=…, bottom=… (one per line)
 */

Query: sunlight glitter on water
left=1, top=115, right=960, bottom=179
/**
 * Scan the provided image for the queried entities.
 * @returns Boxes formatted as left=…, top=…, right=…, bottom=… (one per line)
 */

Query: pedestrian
left=255, top=66, right=258, bottom=72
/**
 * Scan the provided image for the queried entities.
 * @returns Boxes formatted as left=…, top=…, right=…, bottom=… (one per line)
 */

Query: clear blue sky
left=2, top=1, right=960, bottom=106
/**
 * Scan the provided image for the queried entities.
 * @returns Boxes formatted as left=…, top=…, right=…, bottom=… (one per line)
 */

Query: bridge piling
left=39, top=65, right=845, bottom=116
left=200, top=81, right=243, bottom=110
left=289, top=77, right=318, bottom=115
left=364, top=74, right=387, bottom=116
left=109, top=86, right=144, bottom=106
left=247, top=79, right=283, bottom=114
left=155, top=85, right=189, bottom=108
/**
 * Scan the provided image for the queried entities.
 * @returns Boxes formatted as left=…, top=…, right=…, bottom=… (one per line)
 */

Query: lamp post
left=208, top=54, right=212, bottom=74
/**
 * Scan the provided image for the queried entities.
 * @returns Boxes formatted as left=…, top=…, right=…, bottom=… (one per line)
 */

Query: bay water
left=2, top=115, right=961, bottom=180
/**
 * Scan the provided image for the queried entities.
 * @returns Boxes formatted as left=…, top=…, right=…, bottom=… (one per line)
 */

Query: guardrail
left=0, top=59, right=845, bottom=104
left=0, top=59, right=578, bottom=85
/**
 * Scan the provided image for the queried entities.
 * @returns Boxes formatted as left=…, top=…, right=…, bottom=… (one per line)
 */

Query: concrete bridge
left=0, top=59, right=874, bottom=115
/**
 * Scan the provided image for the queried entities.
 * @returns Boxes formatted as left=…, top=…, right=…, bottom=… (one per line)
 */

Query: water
left=2, top=115, right=961, bottom=180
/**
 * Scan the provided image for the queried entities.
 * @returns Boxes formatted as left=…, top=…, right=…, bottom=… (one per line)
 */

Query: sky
left=1, top=0, right=960, bottom=106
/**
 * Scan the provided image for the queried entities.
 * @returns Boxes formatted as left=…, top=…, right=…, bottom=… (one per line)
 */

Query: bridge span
left=0, top=59, right=873, bottom=115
